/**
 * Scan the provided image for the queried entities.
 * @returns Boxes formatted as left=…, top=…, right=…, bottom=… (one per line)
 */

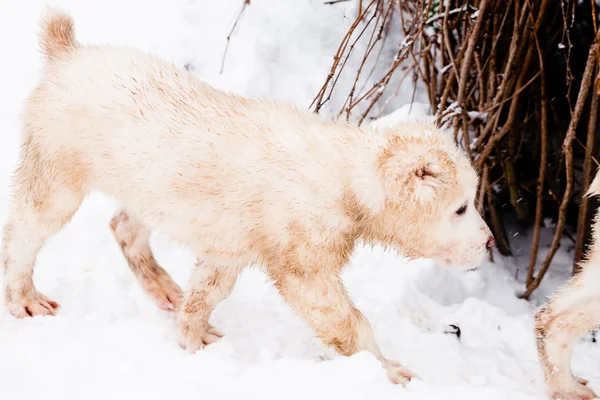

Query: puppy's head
left=366, top=121, right=493, bottom=269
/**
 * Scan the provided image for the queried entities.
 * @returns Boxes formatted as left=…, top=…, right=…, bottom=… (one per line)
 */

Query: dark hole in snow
left=444, top=324, right=461, bottom=340
left=184, top=63, right=196, bottom=72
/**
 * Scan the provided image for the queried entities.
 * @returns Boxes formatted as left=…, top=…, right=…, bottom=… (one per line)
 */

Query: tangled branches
left=314, top=0, right=600, bottom=298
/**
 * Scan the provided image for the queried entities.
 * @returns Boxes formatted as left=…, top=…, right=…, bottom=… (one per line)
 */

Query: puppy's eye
left=455, top=205, right=467, bottom=216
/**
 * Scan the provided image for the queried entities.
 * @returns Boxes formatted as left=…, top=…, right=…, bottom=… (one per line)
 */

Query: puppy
left=535, top=171, right=600, bottom=400
left=2, top=9, right=493, bottom=384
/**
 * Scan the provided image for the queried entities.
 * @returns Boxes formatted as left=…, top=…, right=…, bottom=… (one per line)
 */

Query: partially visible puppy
left=535, top=171, right=600, bottom=400
left=2, top=9, right=493, bottom=385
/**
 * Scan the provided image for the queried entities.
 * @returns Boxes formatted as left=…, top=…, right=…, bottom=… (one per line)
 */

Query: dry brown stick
left=450, top=0, right=490, bottom=157
left=438, top=1, right=476, bottom=116
left=468, top=0, right=513, bottom=102
left=474, top=0, right=530, bottom=144
left=438, top=15, right=470, bottom=116
left=423, top=46, right=435, bottom=107
left=574, top=68, right=599, bottom=273
left=357, top=36, right=417, bottom=124
left=522, top=28, right=600, bottom=299
left=397, top=0, right=409, bottom=36
left=474, top=70, right=536, bottom=150
left=355, top=4, right=430, bottom=124
left=436, top=1, right=450, bottom=110
left=478, top=164, right=495, bottom=263
left=593, top=0, right=597, bottom=35
left=576, top=137, right=600, bottom=168
left=356, top=26, right=428, bottom=123
left=460, top=111, right=473, bottom=159
left=474, top=0, right=548, bottom=168
left=342, top=0, right=394, bottom=120
left=560, top=0, right=575, bottom=111
left=479, top=71, right=541, bottom=116
left=356, top=5, right=394, bottom=101
left=405, top=42, right=432, bottom=111
left=524, top=0, right=549, bottom=287
left=504, top=133, right=527, bottom=222
left=458, top=3, right=527, bottom=144
left=425, top=2, right=472, bottom=25
left=474, top=52, right=486, bottom=113
left=323, top=0, right=381, bottom=114
left=429, top=43, right=438, bottom=107
left=438, top=32, right=458, bottom=116
left=472, top=49, right=486, bottom=145
left=404, top=0, right=434, bottom=88
left=220, top=0, right=251, bottom=74
left=514, top=108, right=533, bottom=159
left=341, top=6, right=384, bottom=119
left=310, top=0, right=378, bottom=113
left=487, top=187, right=512, bottom=256
left=474, top=62, right=533, bottom=169
left=486, top=6, right=501, bottom=109
left=349, top=36, right=416, bottom=110
left=477, top=164, right=489, bottom=215
left=374, top=64, right=415, bottom=118
left=488, top=0, right=529, bottom=108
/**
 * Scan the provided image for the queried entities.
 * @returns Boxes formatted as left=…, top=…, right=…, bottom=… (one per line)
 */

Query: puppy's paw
left=383, top=359, right=419, bottom=386
left=145, top=276, right=183, bottom=312
left=551, top=378, right=598, bottom=400
left=177, top=314, right=224, bottom=353
left=6, top=292, right=60, bottom=318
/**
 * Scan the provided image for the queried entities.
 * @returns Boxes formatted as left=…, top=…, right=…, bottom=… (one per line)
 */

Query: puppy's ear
left=407, top=161, right=444, bottom=202
left=381, top=139, right=451, bottom=203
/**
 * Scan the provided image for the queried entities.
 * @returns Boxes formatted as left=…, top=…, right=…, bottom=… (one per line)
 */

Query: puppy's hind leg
left=110, top=210, right=183, bottom=311
left=535, top=262, right=600, bottom=400
left=3, top=140, right=87, bottom=317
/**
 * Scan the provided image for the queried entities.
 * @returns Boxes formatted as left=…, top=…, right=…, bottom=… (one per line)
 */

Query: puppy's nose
left=486, top=236, right=495, bottom=249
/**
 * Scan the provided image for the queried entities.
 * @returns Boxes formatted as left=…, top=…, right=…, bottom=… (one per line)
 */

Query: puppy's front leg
left=271, top=269, right=417, bottom=385
left=535, top=262, right=600, bottom=400
left=177, top=260, right=240, bottom=352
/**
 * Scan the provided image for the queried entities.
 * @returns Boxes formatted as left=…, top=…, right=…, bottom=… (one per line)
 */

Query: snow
left=369, top=102, right=433, bottom=129
left=0, top=1, right=597, bottom=399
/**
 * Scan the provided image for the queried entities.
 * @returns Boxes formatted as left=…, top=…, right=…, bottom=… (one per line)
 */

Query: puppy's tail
left=40, top=8, right=76, bottom=60
left=586, top=168, right=600, bottom=198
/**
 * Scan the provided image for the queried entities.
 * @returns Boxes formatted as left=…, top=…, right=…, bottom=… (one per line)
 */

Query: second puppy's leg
left=110, top=210, right=182, bottom=311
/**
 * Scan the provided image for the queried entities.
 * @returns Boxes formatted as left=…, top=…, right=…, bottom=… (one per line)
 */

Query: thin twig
left=220, top=0, right=251, bottom=75
left=310, top=0, right=378, bottom=113
left=522, top=27, right=600, bottom=299
left=574, top=67, right=599, bottom=273
left=525, top=0, right=549, bottom=287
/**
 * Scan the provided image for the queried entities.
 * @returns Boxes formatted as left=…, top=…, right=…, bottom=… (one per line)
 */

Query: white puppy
left=2, top=9, right=493, bottom=385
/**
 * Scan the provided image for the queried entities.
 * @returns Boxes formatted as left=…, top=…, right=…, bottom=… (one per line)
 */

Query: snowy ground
left=0, top=1, right=598, bottom=399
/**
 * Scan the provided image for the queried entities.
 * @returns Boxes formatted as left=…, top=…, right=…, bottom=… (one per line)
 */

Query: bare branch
left=220, top=0, right=251, bottom=74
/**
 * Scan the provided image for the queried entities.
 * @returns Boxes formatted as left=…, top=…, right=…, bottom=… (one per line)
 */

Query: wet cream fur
left=2, top=9, right=492, bottom=385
